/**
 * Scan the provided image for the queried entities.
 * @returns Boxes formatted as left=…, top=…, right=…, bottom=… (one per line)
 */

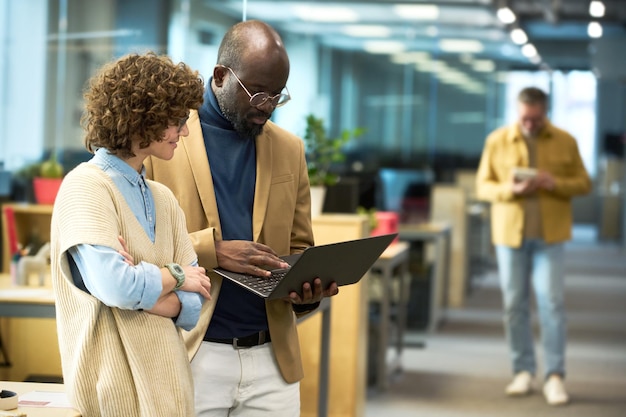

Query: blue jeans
left=495, top=240, right=566, bottom=379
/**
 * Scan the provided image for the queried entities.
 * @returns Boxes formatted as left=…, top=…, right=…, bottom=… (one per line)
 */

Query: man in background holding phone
left=476, top=87, right=591, bottom=406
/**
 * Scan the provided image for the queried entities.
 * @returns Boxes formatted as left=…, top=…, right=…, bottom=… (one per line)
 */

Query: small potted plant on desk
left=303, top=114, right=365, bottom=217
left=32, top=152, right=64, bottom=205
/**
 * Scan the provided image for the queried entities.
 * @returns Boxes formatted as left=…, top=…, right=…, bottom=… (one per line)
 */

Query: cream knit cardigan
left=51, top=163, right=197, bottom=417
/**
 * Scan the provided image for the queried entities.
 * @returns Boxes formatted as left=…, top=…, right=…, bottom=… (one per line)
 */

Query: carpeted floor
left=365, top=236, right=626, bottom=417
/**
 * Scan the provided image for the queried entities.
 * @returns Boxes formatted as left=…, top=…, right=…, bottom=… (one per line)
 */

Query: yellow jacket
left=476, top=121, right=591, bottom=248
left=145, top=110, right=313, bottom=383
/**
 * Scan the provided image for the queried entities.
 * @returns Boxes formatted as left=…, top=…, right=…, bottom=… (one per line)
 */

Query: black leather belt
left=205, top=331, right=271, bottom=349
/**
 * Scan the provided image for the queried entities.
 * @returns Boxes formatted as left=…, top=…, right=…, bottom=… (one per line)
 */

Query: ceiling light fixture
left=589, top=1, right=605, bottom=18
left=521, top=43, right=538, bottom=58
left=588, top=21, right=603, bottom=38
left=342, top=25, right=392, bottom=38
left=364, top=40, right=406, bottom=54
left=391, top=51, right=432, bottom=64
left=510, top=28, right=528, bottom=45
left=471, top=60, right=496, bottom=72
left=393, top=4, right=440, bottom=20
left=415, top=60, right=450, bottom=73
left=439, top=39, right=484, bottom=53
left=497, top=7, right=516, bottom=24
left=292, top=5, right=358, bottom=22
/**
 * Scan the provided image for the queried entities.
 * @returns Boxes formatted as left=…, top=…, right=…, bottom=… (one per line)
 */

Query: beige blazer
left=145, top=109, right=314, bottom=383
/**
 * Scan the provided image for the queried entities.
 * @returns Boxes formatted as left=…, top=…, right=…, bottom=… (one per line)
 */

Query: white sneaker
left=543, top=375, right=569, bottom=405
left=505, top=371, right=533, bottom=396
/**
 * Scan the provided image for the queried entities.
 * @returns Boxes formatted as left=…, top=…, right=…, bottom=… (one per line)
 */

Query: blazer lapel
left=253, top=130, right=272, bottom=242
left=182, top=110, right=222, bottom=240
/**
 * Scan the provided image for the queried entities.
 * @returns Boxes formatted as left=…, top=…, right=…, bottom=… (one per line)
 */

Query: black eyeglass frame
left=176, top=114, right=190, bottom=133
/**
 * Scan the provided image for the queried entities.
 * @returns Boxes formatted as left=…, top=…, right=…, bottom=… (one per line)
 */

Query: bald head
left=217, top=20, right=289, bottom=73
left=211, top=20, right=291, bottom=139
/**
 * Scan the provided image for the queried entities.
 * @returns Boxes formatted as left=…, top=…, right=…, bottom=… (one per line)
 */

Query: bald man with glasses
left=145, top=20, right=338, bottom=417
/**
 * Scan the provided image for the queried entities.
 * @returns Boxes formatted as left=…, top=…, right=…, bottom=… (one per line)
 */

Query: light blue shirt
left=67, top=148, right=202, bottom=331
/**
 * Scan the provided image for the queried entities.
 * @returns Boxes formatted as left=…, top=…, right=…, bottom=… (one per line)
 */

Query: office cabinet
left=2, top=203, right=53, bottom=273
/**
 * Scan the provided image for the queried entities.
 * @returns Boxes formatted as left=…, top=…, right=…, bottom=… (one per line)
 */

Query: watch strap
left=165, top=263, right=185, bottom=290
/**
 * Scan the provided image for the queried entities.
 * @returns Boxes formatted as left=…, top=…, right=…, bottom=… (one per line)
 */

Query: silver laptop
left=213, top=233, right=397, bottom=300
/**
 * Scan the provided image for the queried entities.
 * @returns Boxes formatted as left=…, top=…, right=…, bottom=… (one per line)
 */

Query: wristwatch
left=165, top=263, right=185, bottom=290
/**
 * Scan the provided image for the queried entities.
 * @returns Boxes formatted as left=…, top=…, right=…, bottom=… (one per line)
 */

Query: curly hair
left=83, top=52, right=204, bottom=158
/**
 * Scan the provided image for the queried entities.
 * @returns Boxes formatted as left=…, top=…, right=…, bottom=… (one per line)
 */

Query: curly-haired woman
left=50, top=52, right=211, bottom=416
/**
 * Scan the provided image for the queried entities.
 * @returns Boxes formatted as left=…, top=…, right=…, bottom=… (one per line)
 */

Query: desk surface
left=0, top=381, right=79, bottom=417
left=399, top=221, right=451, bottom=237
left=0, top=274, right=55, bottom=318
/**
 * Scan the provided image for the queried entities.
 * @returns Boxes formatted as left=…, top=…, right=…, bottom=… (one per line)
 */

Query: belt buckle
left=232, top=332, right=265, bottom=349
left=232, top=337, right=248, bottom=349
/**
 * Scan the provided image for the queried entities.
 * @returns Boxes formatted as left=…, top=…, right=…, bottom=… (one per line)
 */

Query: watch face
left=173, top=264, right=184, bottom=275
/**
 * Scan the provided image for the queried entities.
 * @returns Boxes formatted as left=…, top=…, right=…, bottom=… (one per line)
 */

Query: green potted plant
left=303, top=114, right=365, bottom=216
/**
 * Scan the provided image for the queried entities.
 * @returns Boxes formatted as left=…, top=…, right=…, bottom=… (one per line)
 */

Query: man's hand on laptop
left=288, top=278, right=339, bottom=304
left=215, top=240, right=290, bottom=277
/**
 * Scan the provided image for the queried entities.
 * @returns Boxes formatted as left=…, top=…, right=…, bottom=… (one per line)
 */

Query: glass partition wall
left=0, top=0, right=597, bottom=186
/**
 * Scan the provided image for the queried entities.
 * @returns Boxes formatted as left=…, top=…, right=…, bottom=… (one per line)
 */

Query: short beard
left=216, top=89, right=264, bottom=139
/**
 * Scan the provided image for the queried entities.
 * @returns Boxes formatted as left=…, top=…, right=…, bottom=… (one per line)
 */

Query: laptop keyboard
left=234, top=270, right=289, bottom=295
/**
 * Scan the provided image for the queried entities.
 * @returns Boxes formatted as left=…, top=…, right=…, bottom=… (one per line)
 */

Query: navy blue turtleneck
left=198, top=81, right=268, bottom=338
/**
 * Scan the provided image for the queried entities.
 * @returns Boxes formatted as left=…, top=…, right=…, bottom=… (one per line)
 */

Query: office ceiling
left=203, top=0, right=626, bottom=72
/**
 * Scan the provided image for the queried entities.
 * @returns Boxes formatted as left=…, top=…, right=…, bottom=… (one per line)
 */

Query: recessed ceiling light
left=521, top=43, right=538, bottom=58
left=342, top=25, right=392, bottom=38
left=497, top=7, right=516, bottom=24
left=471, top=59, right=495, bottom=72
left=589, top=1, right=605, bottom=18
left=438, top=71, right=472, bottom=84
left=415, top=60, right=450, bottom=73
left=364, top=40, right=406, bottom=54
left=439, top=39, right=484, bottom=53
left=393, top=4, right=440, bottom=20
left=391, top=51, right=431, bottom=64
left=588, top=21, right=603, bottom=38
left=510, top=28, right=528, bottom=45
left=292, top=5, right=358, bottom=22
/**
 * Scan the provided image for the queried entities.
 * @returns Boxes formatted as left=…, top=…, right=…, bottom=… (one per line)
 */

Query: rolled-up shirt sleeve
left=173, top=290, right=203, bottom=331
left=68, top=244, right=162, bottom=310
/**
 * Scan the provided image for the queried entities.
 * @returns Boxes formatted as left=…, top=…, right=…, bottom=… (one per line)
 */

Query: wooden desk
left=299, top=214, right=369, bottom=417
left=0, top=381, right=79, bottom=417
left=0, top=286, right=55, bottom=319
left=0, top=274, right=61, bottom=382
left=398, top=221, right=452, bottom=332
left=370, top=241, right=410, bottom=391
left=1, top=203, right=53, bottom=274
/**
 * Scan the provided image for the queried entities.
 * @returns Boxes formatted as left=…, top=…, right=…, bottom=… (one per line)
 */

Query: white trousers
left=191, top=341, right=300, bottom=417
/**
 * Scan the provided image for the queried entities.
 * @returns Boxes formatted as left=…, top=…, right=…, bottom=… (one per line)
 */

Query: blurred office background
left=1, top=0, right=625, bottom=244
left=0, top=2, right=625, bottom=414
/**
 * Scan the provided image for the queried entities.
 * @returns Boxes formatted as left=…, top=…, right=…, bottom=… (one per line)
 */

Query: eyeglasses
left=177, top=114, right=189, bottom=133
left=219, top=65, right=290, bottom=108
